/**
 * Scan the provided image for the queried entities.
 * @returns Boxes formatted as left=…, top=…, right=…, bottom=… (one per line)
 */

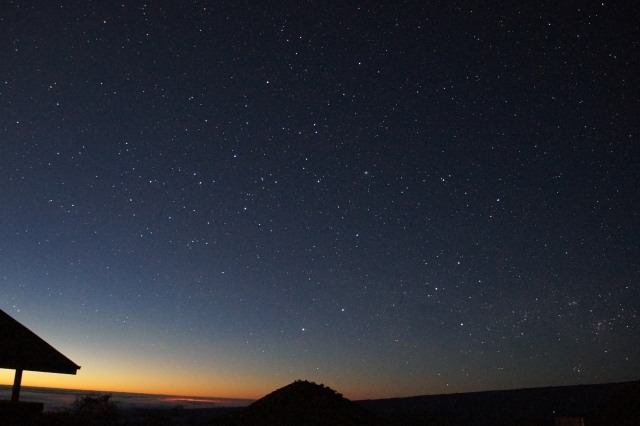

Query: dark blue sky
left=1, top=1, right=638, bottom=398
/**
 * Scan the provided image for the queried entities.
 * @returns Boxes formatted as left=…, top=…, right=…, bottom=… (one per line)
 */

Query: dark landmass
left=206, top=380, right=391, bottom=426
left=358, top=379, right=640, bottom=426
left=5, top=379, right=638, bottom=425
left=120, top=379, right=639, bottom=426
left=586, top=380, right=640, bottom=426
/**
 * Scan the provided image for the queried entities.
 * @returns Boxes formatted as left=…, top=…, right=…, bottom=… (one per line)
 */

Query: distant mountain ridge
left=358, top=379, right=640, bottom=426
left=186, top=379, right=639, bottom=425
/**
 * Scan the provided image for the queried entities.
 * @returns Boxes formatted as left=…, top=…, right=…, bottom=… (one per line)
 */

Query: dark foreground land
left=1, top=379, right=638, bottom=426
left=359, top=379, right=640, bottom=426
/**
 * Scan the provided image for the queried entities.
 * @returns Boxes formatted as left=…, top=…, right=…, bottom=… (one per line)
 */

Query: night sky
left=1, top=1, right=638, bottom=400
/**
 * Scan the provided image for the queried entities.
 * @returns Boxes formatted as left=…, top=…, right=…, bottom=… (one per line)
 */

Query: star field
left=1, top=1, right=638, bottom=399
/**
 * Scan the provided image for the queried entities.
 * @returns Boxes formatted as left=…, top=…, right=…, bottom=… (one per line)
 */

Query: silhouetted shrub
left=69, top=393, right=120, bottom=426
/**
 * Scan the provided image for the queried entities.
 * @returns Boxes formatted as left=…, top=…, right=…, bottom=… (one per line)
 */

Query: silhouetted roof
left=0, top=309, right=80, bottom=374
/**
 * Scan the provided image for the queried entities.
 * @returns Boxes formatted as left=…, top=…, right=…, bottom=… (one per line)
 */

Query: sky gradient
left=1, top=1, right=638, bottom=400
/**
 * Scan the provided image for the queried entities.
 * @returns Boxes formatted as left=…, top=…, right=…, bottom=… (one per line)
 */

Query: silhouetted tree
left=70, top=393, right=120, bottom=426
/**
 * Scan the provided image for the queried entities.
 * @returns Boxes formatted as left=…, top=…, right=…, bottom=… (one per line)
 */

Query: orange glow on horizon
left=0, top=368, right=269, bottom=400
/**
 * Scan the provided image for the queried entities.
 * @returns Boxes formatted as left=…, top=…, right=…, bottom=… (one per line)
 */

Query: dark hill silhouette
left=586, top=380, right=640, bottom=426
left=208, top=380, right=392, bottom=426
left=358, top=380, right=640, bottom=426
